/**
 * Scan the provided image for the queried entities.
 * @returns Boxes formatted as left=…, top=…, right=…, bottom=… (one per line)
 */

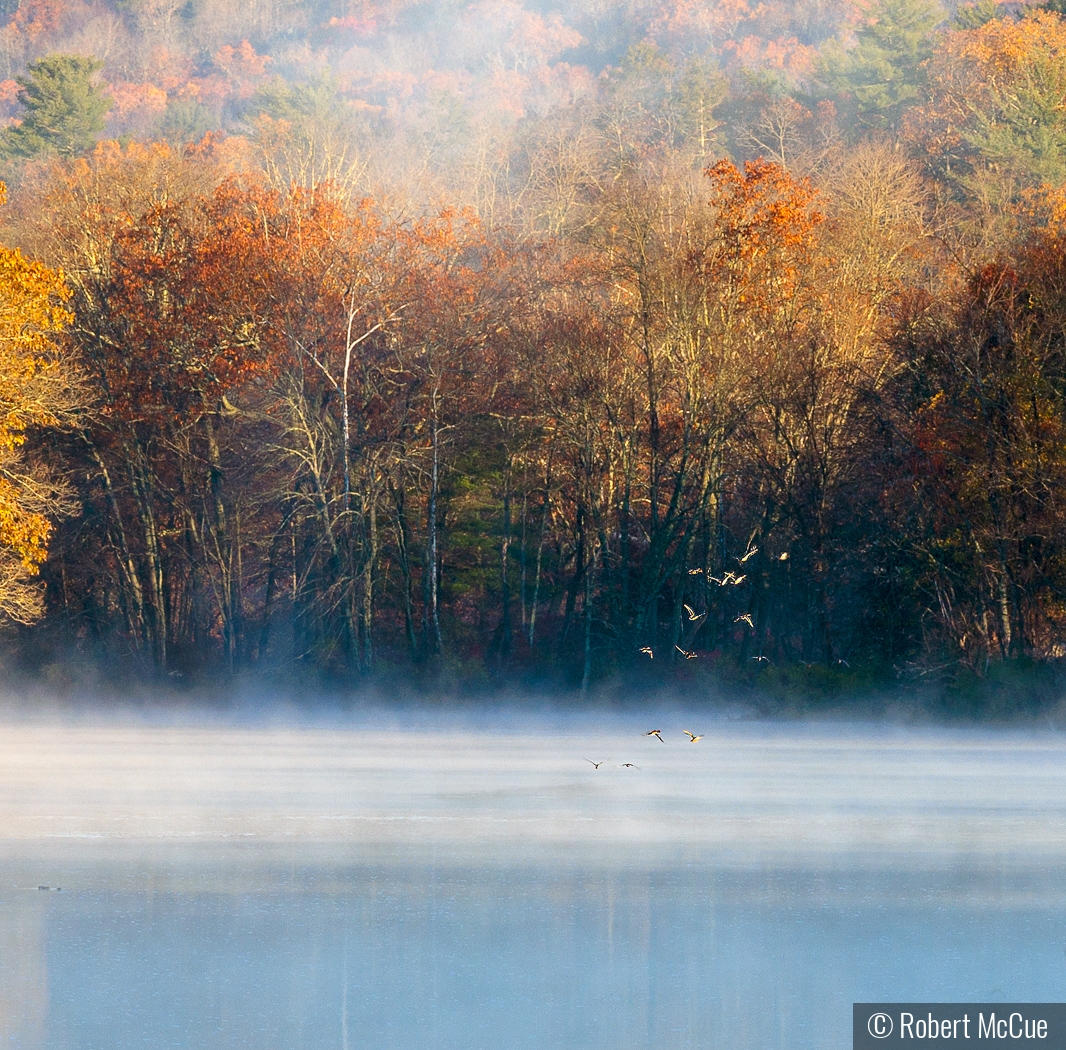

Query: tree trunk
left=362, top=487, right=377, bottom=673
left=499, top=472, right=512, bottom=657
left=422, top=385, right=443, bottom=658
left=528, top=454, right=552, bottom=647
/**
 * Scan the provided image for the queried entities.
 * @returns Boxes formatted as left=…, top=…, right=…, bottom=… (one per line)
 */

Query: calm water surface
left=0, top=713, right=1061, bottom=1049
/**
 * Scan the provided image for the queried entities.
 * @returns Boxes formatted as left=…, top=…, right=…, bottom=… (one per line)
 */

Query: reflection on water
left=0, top=855, right=1063, bottom=1050
left=0, top=716, right=1060, bottom=1049
left=0, top=885, right=46, bottom=1050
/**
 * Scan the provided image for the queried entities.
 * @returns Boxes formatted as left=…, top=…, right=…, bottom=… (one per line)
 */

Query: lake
left=0, top=711, right=1062, bottom=1049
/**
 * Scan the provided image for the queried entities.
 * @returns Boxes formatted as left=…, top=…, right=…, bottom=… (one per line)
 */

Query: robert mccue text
left=854, top=1005, right=1066, bottom=1050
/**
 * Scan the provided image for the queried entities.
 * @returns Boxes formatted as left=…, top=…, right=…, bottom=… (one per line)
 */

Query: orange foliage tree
left=905, top=11, right=1066, bottom=188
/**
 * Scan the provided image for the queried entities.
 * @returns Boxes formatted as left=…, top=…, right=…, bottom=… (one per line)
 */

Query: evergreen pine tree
left=955, top=0, right=999, bottom=30
left=820, top=0, right=943, bottom=129
left=2, top=55, right=111, bottom=159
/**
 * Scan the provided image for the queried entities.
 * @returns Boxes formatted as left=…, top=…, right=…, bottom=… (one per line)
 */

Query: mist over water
left=0, top=710, right=1062, bottom=1049
left=0, top=712, right=1064, bottom=860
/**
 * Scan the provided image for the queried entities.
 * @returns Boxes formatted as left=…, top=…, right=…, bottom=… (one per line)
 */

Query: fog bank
left=0, top=715, right=1062, bottom=864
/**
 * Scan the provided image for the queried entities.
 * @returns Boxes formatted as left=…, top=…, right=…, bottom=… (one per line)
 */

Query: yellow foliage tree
left=0, top=184, right=82, bottom=623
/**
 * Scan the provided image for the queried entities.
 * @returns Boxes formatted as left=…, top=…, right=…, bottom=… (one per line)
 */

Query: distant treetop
left=2, top=54, right=111, bottom=160
left=819, top=0, right=945, bottom=131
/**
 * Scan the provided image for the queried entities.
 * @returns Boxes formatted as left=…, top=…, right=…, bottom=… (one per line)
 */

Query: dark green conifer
left=954, top=0, right=999, bottom=29
left=820, top=0, right=943, bottom=129
left=2, top=55, right=111, bottom=159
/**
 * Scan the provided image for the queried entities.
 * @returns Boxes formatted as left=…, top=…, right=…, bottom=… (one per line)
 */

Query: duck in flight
left=734, top=613, right=753, bottom=628
left=683, top=730, right=703, bottom=743
left=645, top=729, right=665, bottom=743
left=683, top=603, right=705, bottom=621
left=739, top=545, right=758, bottom=564
left=586, top=758, right=608, bottom=769
left=675, top=645, right=698, bottom=659
left=620, top=763, right=641, bottom=770
left=638, top=646, right=654, bottom=658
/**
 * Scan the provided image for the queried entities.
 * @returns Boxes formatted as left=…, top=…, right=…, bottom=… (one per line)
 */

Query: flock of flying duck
left=585, top=728, right=703, bottom=771
left=639, top=541, right=853, bottom=668
left=641, top=544, right=773, bottom=662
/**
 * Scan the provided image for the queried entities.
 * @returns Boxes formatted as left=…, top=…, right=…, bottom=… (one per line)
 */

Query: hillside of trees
left=1, top=0, right=1066, bottom=704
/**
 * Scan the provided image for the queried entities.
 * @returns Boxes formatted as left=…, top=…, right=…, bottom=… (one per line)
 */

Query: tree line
left=3, top=3, right=1066, bottom=696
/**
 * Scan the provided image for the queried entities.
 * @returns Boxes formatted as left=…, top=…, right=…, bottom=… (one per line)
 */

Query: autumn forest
left=0, top=0, right=1065, bottom=703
